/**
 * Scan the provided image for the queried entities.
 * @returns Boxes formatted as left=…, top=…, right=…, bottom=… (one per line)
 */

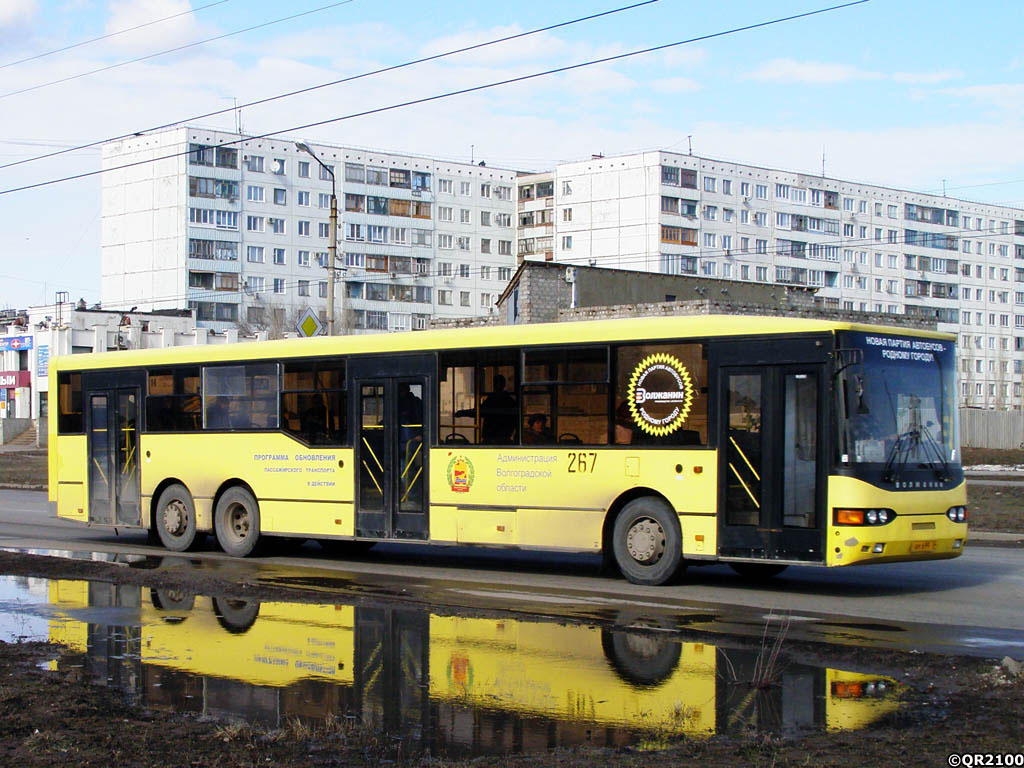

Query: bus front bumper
left=827, top=515, right=968, bottom=566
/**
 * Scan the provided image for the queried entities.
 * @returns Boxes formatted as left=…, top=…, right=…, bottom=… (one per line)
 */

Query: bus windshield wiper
left=882, top=426, right=951, bottom=484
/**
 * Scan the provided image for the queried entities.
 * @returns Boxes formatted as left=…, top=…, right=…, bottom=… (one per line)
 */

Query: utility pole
left=295, top=142, right=337, bottom=336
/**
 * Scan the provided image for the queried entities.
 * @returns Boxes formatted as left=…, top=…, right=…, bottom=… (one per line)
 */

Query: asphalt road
left=1, top=489, right=1022, bottom=656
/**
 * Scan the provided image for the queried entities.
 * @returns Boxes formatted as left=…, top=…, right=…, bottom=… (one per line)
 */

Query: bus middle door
left=350, top=355, right=432, bottom=541
left=714, top=339, right=827, bottom=564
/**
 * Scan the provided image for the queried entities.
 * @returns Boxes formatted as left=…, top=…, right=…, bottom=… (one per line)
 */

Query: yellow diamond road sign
left=296, top=307, right=324, bottom=337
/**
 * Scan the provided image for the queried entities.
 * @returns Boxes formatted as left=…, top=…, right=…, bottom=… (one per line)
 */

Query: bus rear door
left=83, top=372, right=144, bottom=526
left=350, top=355, right=432, bottom=540
left=713, top=338, right=828, bottom=563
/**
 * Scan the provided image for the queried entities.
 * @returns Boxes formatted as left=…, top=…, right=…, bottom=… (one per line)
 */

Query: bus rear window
left=57, top=372, right=83, bottom=433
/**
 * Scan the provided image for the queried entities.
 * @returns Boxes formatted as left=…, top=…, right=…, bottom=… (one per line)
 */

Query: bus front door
left=715, top=340, right=826, bottom=564
left=350, top=355, right=432, bottom=541
left=85, top=384, right=142, bottom=526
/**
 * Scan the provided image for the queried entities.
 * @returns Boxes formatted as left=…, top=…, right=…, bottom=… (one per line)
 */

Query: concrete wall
left=0, top=417, right=33, bottom=445
left=961, top=408, right=1024, bottom=450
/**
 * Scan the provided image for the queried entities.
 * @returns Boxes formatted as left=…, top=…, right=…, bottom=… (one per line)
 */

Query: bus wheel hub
left=162, top=500, right=188, bottom=536
left=229, top=505, right=250, bottom=538
left=626, top=519, right=665, bottom=563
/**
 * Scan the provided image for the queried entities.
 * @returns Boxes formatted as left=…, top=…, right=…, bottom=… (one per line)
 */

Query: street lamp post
left=295, top=142, right=337, bottom=336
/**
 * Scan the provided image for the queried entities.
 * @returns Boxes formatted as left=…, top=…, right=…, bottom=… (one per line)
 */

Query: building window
left=273, top=188, right=287, bottom=205
left=439, top=178, right=453, bottom=194
left=298, top=250, right=310, bottom=267
left=246, top=185, right=264, bottom=202
left=298, top=220, right=310, bottom=236
left=460, top=291, right=471, bottom=306
left=246, top=245, right=264, bottom=263
left=269, top=217, right=286, bottom=235
left=298, top=280, right=310, bottom=297
left=273, top=248, right=286, bottom=265
left=246, top=215, right=264, bottom=232
left=319, top=164, right=334, bottom=181
left=245, top=155, right=264, bottom=173
left=561, top=235, right=573, bottom=250
left=704, top=176, right=716, bottom=192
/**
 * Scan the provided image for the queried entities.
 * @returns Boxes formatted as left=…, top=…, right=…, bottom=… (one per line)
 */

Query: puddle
left=0, top=574, right=901, bottom=756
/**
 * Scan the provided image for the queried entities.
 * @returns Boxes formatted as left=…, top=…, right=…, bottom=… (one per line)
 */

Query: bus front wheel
left=155, top=484, right=199, bottom=552
left=215, top=487, right=262, bottom=557
left=612, top=497, right=685, bottom=586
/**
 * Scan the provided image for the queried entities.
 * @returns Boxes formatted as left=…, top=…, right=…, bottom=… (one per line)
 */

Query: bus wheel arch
left=213, top=481, right=262, bottom=557
left=152, top=480, right=201, bottom=553
left=605, top=491, right=685, bottom=586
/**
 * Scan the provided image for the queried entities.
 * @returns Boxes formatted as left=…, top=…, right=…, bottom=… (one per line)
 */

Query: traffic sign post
left=296, top=308, right=324, bottom=338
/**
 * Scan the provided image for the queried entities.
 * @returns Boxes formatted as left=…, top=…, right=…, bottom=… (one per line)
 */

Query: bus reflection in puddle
left=47, top=581, right=899, bottom=755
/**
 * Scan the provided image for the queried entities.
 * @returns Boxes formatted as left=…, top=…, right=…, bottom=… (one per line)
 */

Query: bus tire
left=214, top=486, right=262, bottom=557
left=155, top=484, right=199, bottom=552
left=729, top=563, right=789, bottom=579
left=612, top=497, right=685, bottom=586
left=601, top=625, right=681, bottom=687
left=212, top=597, right=260, bottom=633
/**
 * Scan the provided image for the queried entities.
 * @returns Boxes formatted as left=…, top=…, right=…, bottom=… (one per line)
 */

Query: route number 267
left=567, top=452, right=597, bottom=473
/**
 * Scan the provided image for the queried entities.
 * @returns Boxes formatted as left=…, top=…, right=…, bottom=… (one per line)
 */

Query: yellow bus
left=49, top=314, right=968, bottom=585
left=48, top=580, right=900, bottom=740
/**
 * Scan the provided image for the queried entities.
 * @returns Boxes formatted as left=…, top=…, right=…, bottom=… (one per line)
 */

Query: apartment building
left=516, top=151, right=1024, bottom=409
left=101, top=126, right=517, bottom=334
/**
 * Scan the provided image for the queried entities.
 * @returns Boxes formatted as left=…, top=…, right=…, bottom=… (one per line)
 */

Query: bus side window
left=522, top=347, right=608, bottom=446
left=614, top=343, right=708, bottom=446
left=281, top=360, right=347, bottom=445
left=57, top=372, right=83, bottom=433
left=203, top=363, right=280, bottom=430
left=146, top=367, right=200, bottom=431
left=439, top=353, right=518, bottom=445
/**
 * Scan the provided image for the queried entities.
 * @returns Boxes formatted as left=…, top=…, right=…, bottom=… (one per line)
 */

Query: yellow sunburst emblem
left=627, top=353, right=695, bottom=436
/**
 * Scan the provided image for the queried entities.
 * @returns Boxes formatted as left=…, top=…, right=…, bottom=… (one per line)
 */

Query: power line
left=0, top=1, right=356, bottom=101
left=0, top=0, right=869, bottom=196
left=0, top=0, right=230, bottom=71
left=1, top=0, right=661, bottom=172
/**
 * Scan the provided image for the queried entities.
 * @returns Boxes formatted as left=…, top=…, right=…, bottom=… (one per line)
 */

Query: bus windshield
left=836, top=330, right=960, bottom=485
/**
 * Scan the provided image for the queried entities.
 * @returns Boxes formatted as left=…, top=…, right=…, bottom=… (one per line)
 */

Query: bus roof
left=52, top=314, right=955, bottom=372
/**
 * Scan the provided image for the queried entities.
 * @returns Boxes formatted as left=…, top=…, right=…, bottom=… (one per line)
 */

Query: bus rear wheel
left=215, top=487, right=262, bottom=557
left=155, top=484, right=199, bottom=552
left=612, top=497, right=685, bottom=586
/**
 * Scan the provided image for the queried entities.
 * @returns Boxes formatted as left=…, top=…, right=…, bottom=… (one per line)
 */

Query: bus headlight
left=834, top=508, right=896, bottom=526
left=946, top=506, right=967, bottom=523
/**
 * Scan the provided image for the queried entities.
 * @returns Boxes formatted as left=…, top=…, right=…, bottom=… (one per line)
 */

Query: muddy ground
left=0, top=550, right=1022, bottom=767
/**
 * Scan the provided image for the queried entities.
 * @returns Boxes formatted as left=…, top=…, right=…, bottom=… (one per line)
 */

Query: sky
left=0, top=0, right=1022, bottom=311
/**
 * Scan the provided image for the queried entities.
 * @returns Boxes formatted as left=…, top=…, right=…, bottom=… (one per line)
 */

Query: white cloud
left=103, top=0, right=207, bottom=54
left=650, top=76, right=700, bottom=93
left=746, top=58, right=959, bottom=85
left=0, top=0, right=37, bottom=29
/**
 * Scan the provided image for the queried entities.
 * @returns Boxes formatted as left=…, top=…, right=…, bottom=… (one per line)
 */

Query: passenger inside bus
left=479, top=374, right=517, bottom=444
left=523, top=413, right=553, bottom=444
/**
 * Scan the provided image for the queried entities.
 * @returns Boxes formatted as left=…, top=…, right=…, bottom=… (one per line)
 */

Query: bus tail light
left=834, top=508, right=896, bottom=526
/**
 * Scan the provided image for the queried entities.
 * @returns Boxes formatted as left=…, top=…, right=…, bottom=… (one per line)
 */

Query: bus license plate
left=911, top=540, right=936, bottom=552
